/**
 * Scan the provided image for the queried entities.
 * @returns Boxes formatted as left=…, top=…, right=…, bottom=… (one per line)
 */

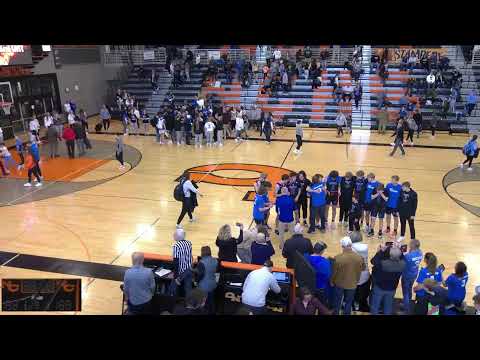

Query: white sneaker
left=189, top=216, right=196, bottom=223
left=119, top=165, right=125, bottom=170
left=293, top=149, right=298, bottom=154
left=219, top=143, right=223, bottom=147
left=35, top=182, right=43, bottom=187
left=467, top=167, right=473, bottom=171
left=24, top=182, right=32, bottom=187
left=176, top=224, right=182, bottom=229
left=390, top=143, right=395, bottom=146
left=397, top=236, right=405, bottom=243
left=460, top=163, right=464, bottom=169
left=235, top=138, right=239, bottom=143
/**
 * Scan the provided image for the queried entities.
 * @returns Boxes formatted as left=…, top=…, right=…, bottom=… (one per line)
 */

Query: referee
left=170, top=228, right=193, bottom=297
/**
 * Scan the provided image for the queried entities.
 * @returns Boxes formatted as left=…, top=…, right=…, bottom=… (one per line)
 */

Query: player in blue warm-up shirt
left=363, top=173, right=378, bottom=234
left=307, top=174, right=326, bottom=233
left=413, top=252, right=443, bottom=314
left=275, top=187, right=296, bottom=248
left=444, top=262, right=468, bottom=307
left=385, top=175, right=402, bottom=237
left=305, top=241, right=331, bottom=305
left=253, top=186, right=271, bottom=225
left=401, top=239, right=423, bottom=314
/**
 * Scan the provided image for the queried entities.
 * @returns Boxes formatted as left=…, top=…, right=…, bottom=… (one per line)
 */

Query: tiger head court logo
left=176, top=163, right=293, bottom=201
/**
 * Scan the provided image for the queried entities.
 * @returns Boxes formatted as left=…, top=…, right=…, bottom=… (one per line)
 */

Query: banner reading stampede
left=374, top=47, right=447, bottom=63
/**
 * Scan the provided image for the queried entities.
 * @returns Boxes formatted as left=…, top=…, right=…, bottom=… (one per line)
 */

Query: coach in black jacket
left=398, top=181, right=418, bottom=241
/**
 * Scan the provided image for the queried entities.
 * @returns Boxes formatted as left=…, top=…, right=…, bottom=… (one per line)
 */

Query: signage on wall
left=374, top=47, right=447, bottom=63
left=0, top=45, right=33, bottom=66
left=143, top=50, right=155, bottom=61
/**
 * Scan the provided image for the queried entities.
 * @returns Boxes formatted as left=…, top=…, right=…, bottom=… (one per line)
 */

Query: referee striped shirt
left=173, top=239, right=193, bottom=275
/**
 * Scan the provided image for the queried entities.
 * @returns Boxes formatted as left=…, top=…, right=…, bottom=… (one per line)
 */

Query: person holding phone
left=400, top=239, right=423, bottom=314
left=215, top=223, right=244, bottom=263
left=413, top=252, right=443, bottom=315
left=370, top=244, right=406, bottom=315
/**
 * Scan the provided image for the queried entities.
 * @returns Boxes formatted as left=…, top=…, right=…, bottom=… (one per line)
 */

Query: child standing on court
left=15, top=136, right=25, bottom=169
left=24, top=149, right=42, bottom=187
left=0, top=143, right=18, bottom=174
left=115, top=135, right=125, bottom=170
left=293, top=120, right=303, bottom=154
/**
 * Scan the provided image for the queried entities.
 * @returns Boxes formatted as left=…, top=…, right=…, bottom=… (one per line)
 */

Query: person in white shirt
left=350, top=231, right=371, bottom=312
left=342, top=84, right=354, bottom=102
left=43, top=112, right=54, bottom=128
left=29, top=117, right=40, bottom=142
left=235, top=115, right=245, bottom=142
left=197, top=97, right=205, bottom=110
left=204, top=118, right=216, bottom=146
left=176, top=172, right=203, bottom=227
left=241, top=260, right=281, bottom=314
left=132, top=107, right=141, bottom=134
left=426, top=72, right=436, bottom=89
left=67, top=112, right=76, bottom=125
left=273, top=48, right=282, bottom=62
left=64, top=101, right=71, bottom=114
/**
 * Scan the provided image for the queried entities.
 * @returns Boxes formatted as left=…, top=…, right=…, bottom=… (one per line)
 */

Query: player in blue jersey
left=325, top=170, right=341, bottom=229
left=369, top=182, right=388, bottom=238
left=354, top=170, right=367, bottom=226
left=363, top=173, right=378, bottom=234
left=253, top=186, right=273, bottom=225
left=413, top=252, right=444, bottom=315
left=385, top=175, right=402, bottom=238
left=274, top=174, right=291, bottom=234
left=307, top=174, right=327, bottom=233
left=444, top=261, right=468, bottom=309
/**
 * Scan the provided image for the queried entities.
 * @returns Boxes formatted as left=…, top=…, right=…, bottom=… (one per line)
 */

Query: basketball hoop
left=0, top=102, right=12, bottom=115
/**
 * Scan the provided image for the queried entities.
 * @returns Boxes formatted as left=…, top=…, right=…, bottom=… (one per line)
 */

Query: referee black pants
left=177, top=197, right=193, bottom=225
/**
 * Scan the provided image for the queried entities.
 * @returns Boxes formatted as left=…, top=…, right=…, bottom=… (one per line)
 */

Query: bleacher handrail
left=103, top=48, right=167, bottom=66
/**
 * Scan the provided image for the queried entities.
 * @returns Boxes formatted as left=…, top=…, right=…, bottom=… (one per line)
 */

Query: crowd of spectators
left=123, top=226, right=479, bottom=316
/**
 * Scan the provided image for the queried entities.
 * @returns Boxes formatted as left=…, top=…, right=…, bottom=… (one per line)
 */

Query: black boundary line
left=442, top=164, right=480, bottom=218
left=91, top=130, right=464, bottom=151
left=280, top=142, right=294, bottom=168
left=0, top=251, right=128, bottom=282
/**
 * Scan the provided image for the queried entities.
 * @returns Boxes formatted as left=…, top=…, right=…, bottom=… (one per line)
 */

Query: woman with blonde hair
left=215, top=223, right=244, bottom=262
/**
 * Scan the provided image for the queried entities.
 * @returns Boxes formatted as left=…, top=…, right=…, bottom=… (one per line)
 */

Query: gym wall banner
left=0, top=45, right=33, bottom=66
left=374, top=47, right=447, bottom=63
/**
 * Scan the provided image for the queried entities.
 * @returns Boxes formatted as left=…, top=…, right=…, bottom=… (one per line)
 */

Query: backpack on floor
left=173, top=178, right=186, bottom=202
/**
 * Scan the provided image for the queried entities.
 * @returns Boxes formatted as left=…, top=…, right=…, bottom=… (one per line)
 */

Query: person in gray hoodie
left=46, top=125, right=59, bottom=158
left=192, top=246, right=218, bottom=314
left=336, top=111, right=346, bottom=137
left=293, top=120, right=303, bottom=154
left=115, top=135, right=125, bottom=170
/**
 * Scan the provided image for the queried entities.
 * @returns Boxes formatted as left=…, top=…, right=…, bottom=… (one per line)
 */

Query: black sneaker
left=274, top=229, right=279, bottom=236
left=378, top=231, right=383, bottom=239
left=367, top=229, right=374, bottom=237
left=307, top=228, right=316, bottom=234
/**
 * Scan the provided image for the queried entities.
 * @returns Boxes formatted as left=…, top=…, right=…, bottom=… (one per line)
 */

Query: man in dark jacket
left=72, top=121, right=86, bottom=156
left=282, top=223, right=313, bottom=269
left=370, top=245, right=406, bottom=315
left=397, top=182, right=418, bottom=242
left=389, top=119, right=405, bottom=157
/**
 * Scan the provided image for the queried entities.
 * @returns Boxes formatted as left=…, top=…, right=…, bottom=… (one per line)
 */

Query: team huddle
left=252, top=170, right=418, bottom=244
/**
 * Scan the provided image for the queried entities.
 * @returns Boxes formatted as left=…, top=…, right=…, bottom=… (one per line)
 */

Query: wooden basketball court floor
left=1, top=118, right=479, bottom=315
